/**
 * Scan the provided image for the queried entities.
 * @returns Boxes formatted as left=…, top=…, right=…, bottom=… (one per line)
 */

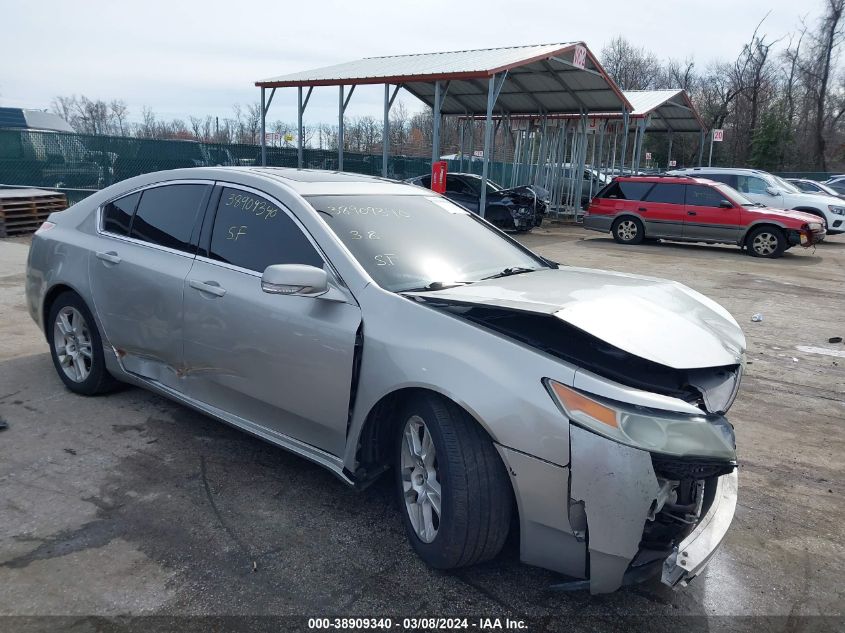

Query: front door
left=682, top=184, right=743, bottom=243
left=88, top=183, right=211, bottom=389
left=181, top=185, right=361, bottom=457
left=736, top=174, right=781, bottom=208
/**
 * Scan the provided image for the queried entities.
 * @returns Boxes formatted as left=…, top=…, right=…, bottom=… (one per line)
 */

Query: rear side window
left=209, top=187, right=323, bottom=273
left=686, top=185, right=726, bottom=208
left=130, top=184, right=209, bottom=252
left=102, top=192, right=139, bottom=235
left=597, top=180, right=653, bottom=200
left=644, top=183, right=685, bottom=205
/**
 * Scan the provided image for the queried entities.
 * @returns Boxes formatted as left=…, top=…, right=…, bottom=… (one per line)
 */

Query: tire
left=46, top=291, right=117, bottom=395
left=746, top=226, right=786, bottom=258
left=612, top=216, right=645, bottom=245
left=394, top=393, right=512, bottom=569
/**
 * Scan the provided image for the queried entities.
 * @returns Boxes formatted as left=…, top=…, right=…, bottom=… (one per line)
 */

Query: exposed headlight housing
left=828, top=205, right=845, bottom=215
left=545, top=379, right=736, bottom=461
left=808, top=222, right=823, bottom=231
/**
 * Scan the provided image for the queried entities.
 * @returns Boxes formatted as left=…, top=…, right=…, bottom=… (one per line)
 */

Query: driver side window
left=208, top=187, right=323, bottom=273
left=737, top=175, right=768, bottom=195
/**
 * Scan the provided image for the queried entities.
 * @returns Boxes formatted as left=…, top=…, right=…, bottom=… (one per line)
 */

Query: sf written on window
left=209, top=187, right=323, bottom=273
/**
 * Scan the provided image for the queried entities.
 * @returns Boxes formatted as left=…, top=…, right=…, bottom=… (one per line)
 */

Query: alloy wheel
left=400, top=415, right=442, bottom=543
left=752, top=232, right=778, bottom=256
left=617, top=220, right=638, bottom=241
left=53, top=306, right=93, bottom=383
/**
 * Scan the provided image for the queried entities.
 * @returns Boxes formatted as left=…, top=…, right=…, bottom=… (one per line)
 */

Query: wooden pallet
left=0, top=188, right=68, bottom=237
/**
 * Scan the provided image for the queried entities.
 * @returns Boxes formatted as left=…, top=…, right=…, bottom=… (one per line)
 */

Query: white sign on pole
left=713, top=129, right=724, bottom=142
left=645, top=152, right=652, bottom=160
left=573, top=45, right=587, bottom=69
left=669, top=160, right=677, bottom=167
left=264, top=132, right=281, bottom=145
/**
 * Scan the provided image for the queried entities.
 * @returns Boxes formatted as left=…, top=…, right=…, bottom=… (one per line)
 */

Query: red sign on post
left=431, top=161, right=448, bottom=194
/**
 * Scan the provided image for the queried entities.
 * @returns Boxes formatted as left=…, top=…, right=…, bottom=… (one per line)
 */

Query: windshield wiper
left=400, top=281, right=472, bottom=292
left=481, top=266, right=539, bottom=280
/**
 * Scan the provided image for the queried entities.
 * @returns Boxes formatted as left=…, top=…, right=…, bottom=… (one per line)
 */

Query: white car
left=669, top=167, right=845, bottom=235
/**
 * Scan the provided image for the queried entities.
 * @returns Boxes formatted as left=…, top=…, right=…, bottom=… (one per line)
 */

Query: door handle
left=638, top=207, right=647, bottom=212
left=687, top=211, right=697, bottom=216
left=96, top=251, right=121, bottom=264
left=189, top=279, right=226, bottom=297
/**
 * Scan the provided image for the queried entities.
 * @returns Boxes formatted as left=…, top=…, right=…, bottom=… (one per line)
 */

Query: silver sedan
left=25, top=167, right=744, bottom=593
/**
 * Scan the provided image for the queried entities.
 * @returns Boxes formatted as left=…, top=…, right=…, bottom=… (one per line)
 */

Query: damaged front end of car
left=412, top=286, right=743, bottom=593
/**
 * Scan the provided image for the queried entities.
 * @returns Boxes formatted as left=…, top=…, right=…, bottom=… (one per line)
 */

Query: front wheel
left=612, top=217, right=645, bottom=244
left=395, top=394, right=512, bottom=569
left=747, top=226, right=786, bottom=258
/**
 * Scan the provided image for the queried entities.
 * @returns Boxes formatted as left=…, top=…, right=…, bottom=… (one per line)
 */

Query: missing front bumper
left=662, top=468, right=738, bottom=588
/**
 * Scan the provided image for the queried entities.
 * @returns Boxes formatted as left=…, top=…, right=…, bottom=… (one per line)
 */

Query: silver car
left=25, top=167, right=744, bottom=594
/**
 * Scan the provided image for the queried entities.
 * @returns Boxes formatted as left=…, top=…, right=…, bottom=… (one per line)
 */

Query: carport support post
left=297, top=87, right=304, bottom=169
left=338, top=86, right=345, bottom=170
left=479, top=74, right=499, bottom=218
left=698, top=130, right=705, bottom=166
left=666, top=130, right=673, bottom=169
left=260, top=87, right=266, bottom=167
left=708, top=129, right=715, bottom=167
left=383, top=84, right=390, bottom=177
left=619, top=110, right=629, bottom=173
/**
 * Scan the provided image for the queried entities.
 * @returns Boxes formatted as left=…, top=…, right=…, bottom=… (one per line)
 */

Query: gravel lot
left=0, top=227, right=843, bottom=630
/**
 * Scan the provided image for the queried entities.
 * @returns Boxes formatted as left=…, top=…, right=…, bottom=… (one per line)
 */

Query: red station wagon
left=584, top=175, right=826, bottom=258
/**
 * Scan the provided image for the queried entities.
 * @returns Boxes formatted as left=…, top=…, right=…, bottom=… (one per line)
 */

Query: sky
left=0, top=0, right=823, bottom=128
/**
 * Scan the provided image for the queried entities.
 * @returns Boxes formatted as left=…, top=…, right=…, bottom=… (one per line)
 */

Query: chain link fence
left=0, top=129, right=472, bottom=203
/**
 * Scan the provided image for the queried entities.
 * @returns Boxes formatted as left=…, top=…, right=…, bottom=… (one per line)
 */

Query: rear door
left=639, top=182, right=686, bottom=238
left=682, top=184, right=742, bottom=243
left=88, top=182, right=211, bottom=389
left=181, top=184, right=362, bottom=457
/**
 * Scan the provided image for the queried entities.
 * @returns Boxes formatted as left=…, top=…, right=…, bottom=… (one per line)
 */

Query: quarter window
left=599, top=181, right=653, bottom=200
left=209, top=187, right=323, bottom=273
left=130, top=184, right=209, bottom=252
left=686, top=185, right=727, bottom=208
left=102, top=192, right=139, bottom=235
left=643, top=183, right=685, bottom=205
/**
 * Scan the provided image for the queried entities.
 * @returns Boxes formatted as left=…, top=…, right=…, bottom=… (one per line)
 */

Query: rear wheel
left=612, top=217, right=645, bottom=245
left=747, top=226, right=786, bottom=258
left=47, top=291, right=117, bottom=395
left=395, top=393, right=512, bottom=569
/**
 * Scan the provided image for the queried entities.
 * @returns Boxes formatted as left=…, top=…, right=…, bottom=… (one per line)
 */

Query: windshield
left=307, top=195, right=548, bottom=292
left=461, top=175, right=502, bottom=195
left=770, top=175, right=802, bottom=194
left=716, top=183, right=754, bottom=206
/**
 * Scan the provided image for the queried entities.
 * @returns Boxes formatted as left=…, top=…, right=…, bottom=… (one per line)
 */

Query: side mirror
left=719, top=199, right=734, bottom=209
left=261, top=264, right=328, bottom=297
left=765, top=186, right=780, bottom=196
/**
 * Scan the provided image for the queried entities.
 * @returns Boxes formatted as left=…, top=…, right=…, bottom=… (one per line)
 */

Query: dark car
left=584, top=175, right=825, bottom=258
left=406, top=172, right=548, bottom=231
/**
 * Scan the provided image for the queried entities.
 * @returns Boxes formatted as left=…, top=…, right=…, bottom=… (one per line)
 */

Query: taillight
left=35, top=221, right=56, bottom=234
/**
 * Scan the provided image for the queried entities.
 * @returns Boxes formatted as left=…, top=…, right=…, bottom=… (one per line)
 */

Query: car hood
left=789, top=191, right=843, bottom=207
left=745, top=206, right=825, bottom=224
left=490, top=184, right=549, bottom=202
left=409, top=268, right=745, bottom=369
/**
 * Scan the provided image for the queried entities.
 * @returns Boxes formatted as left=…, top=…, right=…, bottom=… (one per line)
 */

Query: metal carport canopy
left=255, top=42, right=632, bottom=115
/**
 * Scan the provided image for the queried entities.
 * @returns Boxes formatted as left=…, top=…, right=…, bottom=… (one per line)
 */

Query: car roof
left=615, top=175, right=721, bottom=185
left=670, top=166, right=769, bottom=175
left=164, top=166, right=430, bottom=196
